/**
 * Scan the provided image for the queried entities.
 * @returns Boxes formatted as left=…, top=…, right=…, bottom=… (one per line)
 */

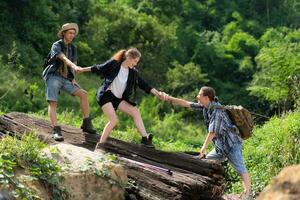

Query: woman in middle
left=78, top=48, right=162, bottom=146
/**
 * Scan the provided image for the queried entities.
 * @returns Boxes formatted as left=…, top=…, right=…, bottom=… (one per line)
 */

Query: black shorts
left=98, top=90, right=123, bottom=110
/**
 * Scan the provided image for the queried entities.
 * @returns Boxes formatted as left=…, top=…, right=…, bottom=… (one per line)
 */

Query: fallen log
left=0, top=112, right=225, bottom=200
left=88, top=134, right=224, bottom=183
left=119, top=157, right=223, bottom=200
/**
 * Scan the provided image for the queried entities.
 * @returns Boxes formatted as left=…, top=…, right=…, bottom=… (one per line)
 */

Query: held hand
left=151, top=89, right=161, bottom=98
left=158, top=92, right=169, bottom=101
left=157, top=91, right=164, bottom=100
left=74, top=66, right=83, bottom=74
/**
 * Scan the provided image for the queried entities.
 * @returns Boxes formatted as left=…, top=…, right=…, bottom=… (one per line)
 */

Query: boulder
left=43, top=143, right=127, bottom=200
left=258, top=165, right=300, bottom=200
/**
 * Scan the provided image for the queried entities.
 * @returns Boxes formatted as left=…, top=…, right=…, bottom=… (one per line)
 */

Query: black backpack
left=42, top=52, right=53, bottom=69
left=42, top=41, right=64, bottom=69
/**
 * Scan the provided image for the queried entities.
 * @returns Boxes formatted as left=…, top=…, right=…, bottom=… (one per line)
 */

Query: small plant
left=0, top=133, right=68, bottom=199
left=89, top=154, right=127, bottom=189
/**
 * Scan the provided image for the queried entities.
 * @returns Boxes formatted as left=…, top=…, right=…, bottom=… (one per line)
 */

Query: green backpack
left=211, top=105, right=254, bottom=140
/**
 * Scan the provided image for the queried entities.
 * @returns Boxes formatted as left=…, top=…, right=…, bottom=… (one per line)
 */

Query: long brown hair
left=200, top=86, right=218, bottom=102
left=112, top=47, right=141, bottom=62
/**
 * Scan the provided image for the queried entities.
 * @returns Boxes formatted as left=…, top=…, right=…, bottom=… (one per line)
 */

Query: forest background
left=0, top=0, right=299, bottom=195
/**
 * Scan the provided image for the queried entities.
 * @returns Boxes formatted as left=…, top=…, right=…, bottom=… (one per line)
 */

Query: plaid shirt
left=190, top=101, right=242, bottom=155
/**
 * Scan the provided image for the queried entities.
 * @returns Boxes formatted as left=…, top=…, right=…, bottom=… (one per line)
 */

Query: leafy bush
left=0, top=134, right=67, bottom=199
left=0, top=42, right=47, bottom=113
left=249, top=28, right=300, bottom=113
left=165, top=61, right=208, bottom=97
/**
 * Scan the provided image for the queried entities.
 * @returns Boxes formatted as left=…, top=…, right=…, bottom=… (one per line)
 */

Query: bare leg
left=73, top=89, right=89, bottom=118
left=241, top=172, right=251, bottom=193
left=100, top=103, right=118, bottom=143
left=48, top=101, right=58, bottom=127
left=118, top=101, right=148, bottom=137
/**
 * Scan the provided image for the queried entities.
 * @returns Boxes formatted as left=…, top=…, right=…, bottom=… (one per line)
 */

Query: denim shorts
left=45, top=74, right=81, bottom=101
left=206, top=143, right=248, bottom=174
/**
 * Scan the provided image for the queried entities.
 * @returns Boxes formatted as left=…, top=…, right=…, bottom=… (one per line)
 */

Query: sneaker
left=141, top=134, right=153, bottom=147
left=52, top=126, right=64, bottom=141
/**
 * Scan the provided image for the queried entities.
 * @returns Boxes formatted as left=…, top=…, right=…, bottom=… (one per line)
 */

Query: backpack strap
left=45, top=41, right=64, bottom=67
left=209, top=104, right=226, bottom=110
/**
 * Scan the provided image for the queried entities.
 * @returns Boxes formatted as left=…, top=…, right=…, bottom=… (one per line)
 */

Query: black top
left=91, top=59, right=153, bottom=105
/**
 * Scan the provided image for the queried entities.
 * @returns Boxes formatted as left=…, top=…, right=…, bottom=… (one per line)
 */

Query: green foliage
left=186, top=29, right=259, bottom=107
left=0, top=134, right=67, bottom=199
left=76, top=41, right=95, bottom=66
left=0, top=1, right=300, bottom=196
left=0, top=0, right=299, bottom=114
left=249, top=28, right=300, bottom=113
left=225, top=31, right=259, bottom=76
left=0, top=57, right=16, bottom=102
left=0, top=1, right=58, bottom=55
left=226, top=32, right=259, bottom=58
left=0, top=42, right=46, bottom=112
left=227, top=111, right=300, bottom=194
left=165, top=61, right=208, bottom=97
left=83, top=1, right=177, bottom=83
left=223, top=21, right=242, bottom=42
left=152, top=112, right=207, bottom=152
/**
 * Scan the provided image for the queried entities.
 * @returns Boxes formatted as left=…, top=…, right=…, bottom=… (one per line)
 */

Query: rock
left=1, top=168, right=52, bottom=200
left=258, top=165, right=300, bottom=200
left=43, top=143, right=127, bottom=200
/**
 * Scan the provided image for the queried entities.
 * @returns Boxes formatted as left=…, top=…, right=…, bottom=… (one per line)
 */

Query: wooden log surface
left=0, top=112, right=225, bottom=200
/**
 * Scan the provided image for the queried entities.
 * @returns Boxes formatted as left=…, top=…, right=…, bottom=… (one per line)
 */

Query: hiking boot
left=141, top=134, right=153, bottom=147
left=81, top=117, right=97, bottom=134
left=52, top=126, right=64, bottom=141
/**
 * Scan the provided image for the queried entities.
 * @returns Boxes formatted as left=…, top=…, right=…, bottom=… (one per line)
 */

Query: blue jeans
left=206, top=143, right=247, bottom=174
left=45, top=74, right=80, bottom=101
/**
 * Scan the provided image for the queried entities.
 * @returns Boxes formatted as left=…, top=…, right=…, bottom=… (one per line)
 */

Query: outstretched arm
left=150, top=88, right=161, bottom=97
left=166, top=95, right=191, bottom=108
left=76, top=66, right=92, bottom=73
left=76, top=59, right=115, bottom=75
left=57, top=53, right=80, bottom=71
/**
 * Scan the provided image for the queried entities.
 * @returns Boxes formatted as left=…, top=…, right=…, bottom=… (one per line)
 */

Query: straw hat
left=57, top=23, right=79, bottom=38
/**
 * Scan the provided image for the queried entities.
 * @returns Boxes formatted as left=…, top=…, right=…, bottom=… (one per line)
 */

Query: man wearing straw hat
left=42, top=23, right=97, bottom=141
